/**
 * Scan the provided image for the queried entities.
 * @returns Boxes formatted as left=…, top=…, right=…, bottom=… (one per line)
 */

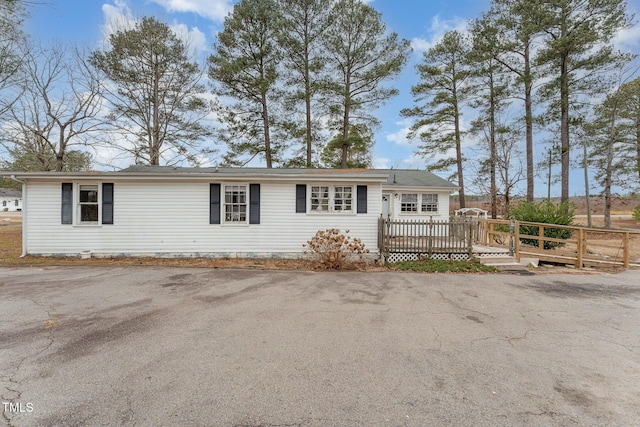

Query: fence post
left=467, top=222, right=473, bottom=258
left=623, top=232, right=630, bottom=268
left=509, top=220, right=515, bottom=257
left=515, top=221, right=521, bottom=262
left=539, top=225, right=545, bottom=250
left=576, top=228, right=584, bottom=269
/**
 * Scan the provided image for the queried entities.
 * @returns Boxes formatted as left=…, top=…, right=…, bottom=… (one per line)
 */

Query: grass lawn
left=389, top=258, right=499, bottom=273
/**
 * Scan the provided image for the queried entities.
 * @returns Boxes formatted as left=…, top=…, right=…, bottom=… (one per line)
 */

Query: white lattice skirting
left=386, top=252, right=471, bottom=263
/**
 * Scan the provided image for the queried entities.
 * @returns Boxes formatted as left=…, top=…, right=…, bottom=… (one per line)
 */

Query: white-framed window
left=309, top=184, right=354, bottom=213
left=14, top=199, right=19, bottom=206
left=2, top=201, right=5, bottom=207
left=401, top=193, right=418, bottom=212
left=78, top=184, right=100, bottom=224
left=224, top=184, right=247, bottom=223
left=421, top=194, right=438, bottom=212
left=333, top=186, right=353, bottom=212
left=310, top=186, right=329, bottom=212
left=401, top=193, right=439, bottom=214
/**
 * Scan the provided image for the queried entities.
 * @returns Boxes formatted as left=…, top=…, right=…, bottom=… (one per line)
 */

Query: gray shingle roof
left=119, top=165, right=457, bottom=188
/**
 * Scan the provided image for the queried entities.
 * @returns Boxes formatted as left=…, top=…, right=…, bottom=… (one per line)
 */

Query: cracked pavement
left=0, top=266, right=639, bottom=426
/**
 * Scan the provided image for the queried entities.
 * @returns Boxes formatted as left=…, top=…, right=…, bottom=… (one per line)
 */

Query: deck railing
left=378, top=216, right=476, bottom=256
left=478, top=218, right=640, bottom=268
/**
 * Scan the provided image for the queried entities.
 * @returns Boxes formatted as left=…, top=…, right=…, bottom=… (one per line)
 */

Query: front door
left=382, top=193, right=391, bottom=218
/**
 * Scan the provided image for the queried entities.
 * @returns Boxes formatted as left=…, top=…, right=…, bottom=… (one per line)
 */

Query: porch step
left=479, top=256, right=539, bottom=274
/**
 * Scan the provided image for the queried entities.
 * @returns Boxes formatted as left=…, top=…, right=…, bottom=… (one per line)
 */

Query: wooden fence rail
left=378, top=217, right=475, bottom=257
left=479, top=219, right=640, bottom=268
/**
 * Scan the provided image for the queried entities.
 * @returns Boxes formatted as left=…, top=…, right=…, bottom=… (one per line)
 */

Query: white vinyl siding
left=24, top=179, right=382, bottom=257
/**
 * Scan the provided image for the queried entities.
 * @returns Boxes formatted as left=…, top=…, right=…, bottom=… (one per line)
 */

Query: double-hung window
left=401, top=193, right=418, bottom=212
left=61, top=183, right=114, bottom=225
left=310, top=185, right=353, bottom=213
left=401, top=193, right=439, bottom=214
left=78, top=184, right=99, bottom=223
left=297, top=184, right=365, bottom=214
left=224, top=185, right=247, bottom=223
left=310, top=186, right=330, bottom=212
left=421, top=194, right=438, bottom=212
left=333, top=186, right=353, bottom=212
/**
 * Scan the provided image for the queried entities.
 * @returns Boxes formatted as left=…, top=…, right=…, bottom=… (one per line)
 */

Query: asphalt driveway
left=1, top=266, right=639, bottom=426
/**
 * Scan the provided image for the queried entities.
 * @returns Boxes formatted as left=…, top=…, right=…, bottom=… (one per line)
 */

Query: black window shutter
left=61, top=183, right=73, bottom=224
left=210, top=183, right=221, bottom=224
left=295, top=184, right=306, bottom=213
left=357, top=185, right=367, bottom=214
left=102, top=183, right=114, bottom=224
left=249, top=184, right=260, bottom=224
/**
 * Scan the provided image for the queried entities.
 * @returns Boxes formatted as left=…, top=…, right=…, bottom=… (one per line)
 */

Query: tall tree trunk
left=604, top=101, right=619, bottom=229
left=524, top=43, right=534, bottom=202
left=582, top=139, right=592, bottom=228
left=489, top=73, right=497, bottom=219
left=454, top=102, right=465, bottom=209
left=304, top=20, right=313, bottom=168
left=56, top=130, right=65, bottom=172
left=262, top=91, right=273, bottom=168
left=341, top=72, right=351, bottom=169
left=305, top=75, right=312, bottom=167
left=152, top=63, right=161, bottom=166
left=560, top=56, right=570, bottom=203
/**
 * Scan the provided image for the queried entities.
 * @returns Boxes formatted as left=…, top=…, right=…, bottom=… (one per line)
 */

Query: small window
left=224, top=185, right=247, bottom=223
left=311, top=186, right=329, bottom=211
left=333, top=186, right=352, bottom=212
left=79, top=185, right=99, bottom=223
left=14, top=199, right=19, bottom=206
left=401, top=194, right=418, bottom=212
left=421, top=194, right=438, bottom=212
left=2, top=201, right=5, bottom=207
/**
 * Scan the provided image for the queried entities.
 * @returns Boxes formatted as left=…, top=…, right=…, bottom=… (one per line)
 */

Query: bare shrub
left=303, top=228, right=370, bottom=269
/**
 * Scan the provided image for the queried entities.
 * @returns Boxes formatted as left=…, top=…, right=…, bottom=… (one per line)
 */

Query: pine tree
left=401, top=30, right=472, bottom=208
left=208, top=0, right=283, bottom=168
left=534, top=0, right=631, bottom=202
left=91, top=17, right=211, bottom=166
left=278, top=0, right=333, bottom=167
left=323, top=0, right=410, bottom=168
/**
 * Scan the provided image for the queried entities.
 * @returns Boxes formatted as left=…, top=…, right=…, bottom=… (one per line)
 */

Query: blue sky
left=24, top=0, right=640, bottom=197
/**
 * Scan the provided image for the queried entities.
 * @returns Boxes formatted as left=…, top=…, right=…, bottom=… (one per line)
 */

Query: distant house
left=5, top=166, right=457, bottom=258
left=0, top=188, right=22, bottom=212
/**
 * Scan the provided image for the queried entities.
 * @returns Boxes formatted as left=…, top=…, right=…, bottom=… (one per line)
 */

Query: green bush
left=509, top=201, right=574, bottom=250
left=633, top=205, right=640, bottom=222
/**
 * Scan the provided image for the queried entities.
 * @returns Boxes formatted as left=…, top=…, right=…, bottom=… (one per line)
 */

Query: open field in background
left=451, top=195, right=640, bottom=217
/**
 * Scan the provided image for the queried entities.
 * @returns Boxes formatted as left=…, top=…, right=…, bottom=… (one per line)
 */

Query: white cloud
left=411, top=15, right=469, bottom=53
left=100, top=2, right=210, bottom=55
left=614, top=22, right=640, bottom=52
left=385, top=119, right=415, bottom=147
left=170, top=22, right=208, bottom=53
left=101, top=1, right=137, bottom=43
left=372, top=157, right=390, bottom=169
left=149, top=0, right=232, bottom=22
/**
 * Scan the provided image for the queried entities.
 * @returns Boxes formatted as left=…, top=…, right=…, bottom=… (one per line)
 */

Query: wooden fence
left=479, top=219, right=640, bottom=268
left=378, top=217, right=476, bottom=257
